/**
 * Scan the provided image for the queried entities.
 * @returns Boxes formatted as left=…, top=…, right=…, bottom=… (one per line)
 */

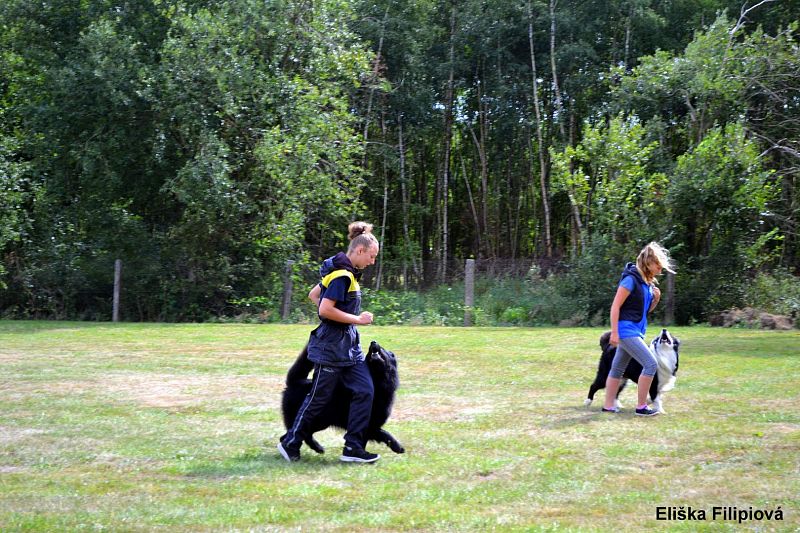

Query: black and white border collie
left=584, top=328, right=680, bottom=413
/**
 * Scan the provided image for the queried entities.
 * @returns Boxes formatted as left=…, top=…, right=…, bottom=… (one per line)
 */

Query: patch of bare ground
left=2, top=373, right=286, bottom=409
left=392, top=394, right=496, bottom=422
left=101, top=372, right=285, bottom=408
left=0, top=426, right=48, bottom=443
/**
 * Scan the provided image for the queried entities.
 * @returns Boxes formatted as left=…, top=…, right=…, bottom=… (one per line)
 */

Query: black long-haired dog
left=584, top=329, right=680, bottom=413
left=281, top=340, right=405, bottom=454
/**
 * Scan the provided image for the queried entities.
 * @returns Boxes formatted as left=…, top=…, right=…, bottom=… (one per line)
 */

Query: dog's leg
left=648, top=377, right=661, bottom=411
left=614, top=380, right=627, bottom=408
left=585, top=383, right=601, bottom=408
left=372, top=429, right=405, bottom=454
left=305, top=436, right=325, bottom=454
left=653, top=396, right=664, bottom=413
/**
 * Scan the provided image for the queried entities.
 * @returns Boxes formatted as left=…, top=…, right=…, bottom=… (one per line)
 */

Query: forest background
left=1, top=0, right=799, bottom=326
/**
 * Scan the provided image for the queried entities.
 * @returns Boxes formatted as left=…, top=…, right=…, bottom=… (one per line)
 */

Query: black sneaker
left=277, top=440, right=300, bottom=462
left=340, top=446, right=380, bottom=463
left=601, top=406, right=620, bottom=413
left=635, top=405, right=660, bottom=417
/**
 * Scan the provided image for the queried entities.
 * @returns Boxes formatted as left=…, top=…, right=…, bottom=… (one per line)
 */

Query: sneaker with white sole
left=277, top=440, right=301, bottom=462
left=340, top=446, right=380, bottom=463
left=635, top=405, right=660, bottom=417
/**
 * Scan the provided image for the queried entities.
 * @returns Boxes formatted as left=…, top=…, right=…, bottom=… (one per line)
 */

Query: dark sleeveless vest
left=618, top=262, right=649, bottom=323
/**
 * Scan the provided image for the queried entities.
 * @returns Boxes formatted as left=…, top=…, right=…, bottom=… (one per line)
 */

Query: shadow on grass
left=180, top=447, right=349, bottom=478
left=540, top=405, right=633, bottom=429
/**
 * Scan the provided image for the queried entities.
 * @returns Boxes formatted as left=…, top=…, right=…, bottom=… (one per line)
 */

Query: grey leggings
left=609, top=336, right=658, bottom=378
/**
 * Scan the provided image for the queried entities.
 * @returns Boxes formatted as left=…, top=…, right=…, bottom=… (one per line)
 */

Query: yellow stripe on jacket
left=320, top=269, right=360, bottom=293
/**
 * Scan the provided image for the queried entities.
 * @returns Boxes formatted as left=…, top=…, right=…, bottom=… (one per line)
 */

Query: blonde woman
left=603, top=242, right=675, bottom=416
left=279, top=222, right=381, bottom=463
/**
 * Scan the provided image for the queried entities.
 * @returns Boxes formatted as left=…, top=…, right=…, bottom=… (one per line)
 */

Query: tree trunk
left=549, top=0, right=566, bottom=139
left=460, top=153, right=482, bottom=256
left=624, top=3, right=633, bottom=69
left=467, top=120, right=490, bottom=257
left=527, top=0, right=552, bottom=258
left=361, top=5, right=390, bottom=167
left=398, top=113, right=420, bottom=288
left=439, top=4, right=457, bottom=283
left=376, top=164, right=388, bottom=290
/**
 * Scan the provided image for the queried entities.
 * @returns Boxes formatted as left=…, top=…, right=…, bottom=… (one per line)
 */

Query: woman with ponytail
left=602, top=242, right=675, bottom=417
left=278, top=222, right=382, bottom=463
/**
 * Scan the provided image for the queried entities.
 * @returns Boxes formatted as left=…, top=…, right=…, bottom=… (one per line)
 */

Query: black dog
left=281, top=340, right=405, bottom=454
left=584, top=329, right=680, bottom=413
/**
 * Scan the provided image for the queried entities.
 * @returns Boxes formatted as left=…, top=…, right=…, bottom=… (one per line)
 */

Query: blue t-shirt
left=618, top=275, right=653, bottom=339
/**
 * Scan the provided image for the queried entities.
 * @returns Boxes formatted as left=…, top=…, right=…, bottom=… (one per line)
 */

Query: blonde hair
left=636, top=242, right=675, bottom=284
left=347, top=221, right=379, bottom=252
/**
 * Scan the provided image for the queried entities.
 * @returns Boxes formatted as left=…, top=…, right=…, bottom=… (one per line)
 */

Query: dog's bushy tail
left=285, top=343, right=314, bottom=385
left=599, top=331, right=612, bottom=353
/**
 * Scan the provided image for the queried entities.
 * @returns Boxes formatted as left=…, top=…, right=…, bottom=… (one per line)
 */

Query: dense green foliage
left=1, top=0, right=799, bottom=322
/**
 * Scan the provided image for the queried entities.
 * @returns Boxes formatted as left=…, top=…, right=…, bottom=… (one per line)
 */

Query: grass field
left=1, top=321, right=798, bottom=531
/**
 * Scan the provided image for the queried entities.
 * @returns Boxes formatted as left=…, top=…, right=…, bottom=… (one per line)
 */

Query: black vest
left=618, top=263, right=648, bottom=322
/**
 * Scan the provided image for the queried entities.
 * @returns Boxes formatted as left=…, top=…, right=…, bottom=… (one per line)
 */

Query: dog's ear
left=382, top=346, right=397, bottom=361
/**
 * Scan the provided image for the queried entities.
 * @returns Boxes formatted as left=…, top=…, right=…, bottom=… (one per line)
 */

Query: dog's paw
left=390, top=442, right=406, bottom=454
left=583, top=398, right=593, bottom=409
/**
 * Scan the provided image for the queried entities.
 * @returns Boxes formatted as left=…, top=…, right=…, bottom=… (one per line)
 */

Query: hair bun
left=348, top=221, right=374, bottom=241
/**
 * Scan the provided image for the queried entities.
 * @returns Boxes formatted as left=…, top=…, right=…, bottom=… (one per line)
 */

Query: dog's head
left=366, top=340, right=399, bottom=391
left=651, top=328, right=680, bottom=376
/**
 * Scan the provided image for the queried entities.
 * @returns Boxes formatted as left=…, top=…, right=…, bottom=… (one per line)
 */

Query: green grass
left=1, top=322, right=798, bottom=531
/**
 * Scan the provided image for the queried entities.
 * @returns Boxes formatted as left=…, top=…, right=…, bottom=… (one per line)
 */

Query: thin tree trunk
left=398, top=113, right=419, bottom=287
left=467, top=122, right=489, bottom=257
left=439, top=4, right=456, bottom=283
left=361, top=5, right=390, bottom=167
left=460, top=153, right=482, bottom=255
left=549, top=0, right=566, bottom=138
left=527, top=0, right=552, bottom=258
left=375, top=164, right=388, bottom=290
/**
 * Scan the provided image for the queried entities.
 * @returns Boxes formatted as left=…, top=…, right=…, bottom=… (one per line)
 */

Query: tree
left=669, top=123, right=777, bottom=320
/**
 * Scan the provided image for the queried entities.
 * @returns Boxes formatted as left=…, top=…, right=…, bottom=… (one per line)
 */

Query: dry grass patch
left=100, top=372, right=285, bottom=409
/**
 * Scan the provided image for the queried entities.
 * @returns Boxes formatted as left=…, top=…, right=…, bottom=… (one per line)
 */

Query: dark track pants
left=283, top=360, right=374, bottom=451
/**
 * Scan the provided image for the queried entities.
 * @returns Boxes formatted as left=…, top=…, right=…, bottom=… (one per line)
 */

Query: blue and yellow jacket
left=306, top=253, right=365, bottom=366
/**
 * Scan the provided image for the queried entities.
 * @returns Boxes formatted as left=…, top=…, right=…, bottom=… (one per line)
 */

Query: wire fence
left=1, top=255, right=721, bottom=326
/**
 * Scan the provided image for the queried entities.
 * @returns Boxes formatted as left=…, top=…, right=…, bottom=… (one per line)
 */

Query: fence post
left=113, top=259, right=122, bottom=322
left=664, top=271, right=675, bottom=326
left=281, top=260, right=294, bottom=321
left=464, top=258, right=475, bottom=327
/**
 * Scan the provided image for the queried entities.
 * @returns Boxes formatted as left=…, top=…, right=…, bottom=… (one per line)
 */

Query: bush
left=744, top=269, right=800, bottom=318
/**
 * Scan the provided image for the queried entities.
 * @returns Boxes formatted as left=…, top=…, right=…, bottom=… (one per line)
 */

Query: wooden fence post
left=464, top=258, right=475, bottom=326
left=113, top=259, right=122, bottom=322
left=281, top=260, right=294, bottom=321
left=664, top=271, right=675, bottom=326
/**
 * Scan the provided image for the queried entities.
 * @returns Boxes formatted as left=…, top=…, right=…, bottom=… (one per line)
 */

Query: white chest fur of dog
left=650, top=329, right=680, bottom=412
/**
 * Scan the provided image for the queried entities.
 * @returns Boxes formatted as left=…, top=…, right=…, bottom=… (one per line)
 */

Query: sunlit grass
left=1, top=322, right=798, bottom=531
